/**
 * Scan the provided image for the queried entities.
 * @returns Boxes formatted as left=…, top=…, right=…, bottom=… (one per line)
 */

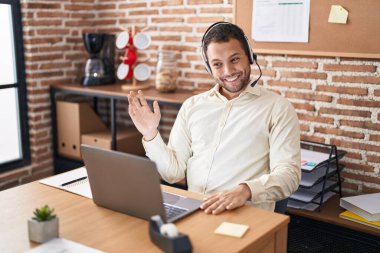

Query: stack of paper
left=25, top=238, right=104, bottom=252
left=340, top=193, right=380, bottom=228
left=300, top=149, right=330, bottom=171
left=340, top=193, right=380, bottom=221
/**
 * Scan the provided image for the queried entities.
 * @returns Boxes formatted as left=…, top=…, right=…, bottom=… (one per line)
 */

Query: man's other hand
left=200, top=184, right=251, bottom=215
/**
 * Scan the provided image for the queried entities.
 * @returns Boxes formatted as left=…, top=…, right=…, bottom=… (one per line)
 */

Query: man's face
left=206, top=38, right=251, bottom=99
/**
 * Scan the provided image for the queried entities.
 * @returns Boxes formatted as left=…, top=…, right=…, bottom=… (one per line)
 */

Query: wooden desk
left=287, top=195, right=380, bottom=237
left=0, top=182, right=289, bottom=253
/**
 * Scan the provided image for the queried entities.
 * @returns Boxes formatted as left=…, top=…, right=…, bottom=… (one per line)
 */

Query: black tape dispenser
left=149, top=215, right=192, bottom=253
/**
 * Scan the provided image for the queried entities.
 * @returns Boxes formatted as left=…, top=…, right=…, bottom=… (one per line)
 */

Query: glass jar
left=155, top=51, right=178, bottom=92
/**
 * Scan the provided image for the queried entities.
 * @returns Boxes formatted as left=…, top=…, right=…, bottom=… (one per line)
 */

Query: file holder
left=289, top=140, right=346, bottom=211
left=149, top=216, right=192, bottom=253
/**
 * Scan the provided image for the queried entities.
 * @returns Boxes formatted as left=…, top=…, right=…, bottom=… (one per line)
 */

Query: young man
left=127, top=22, right=300, bottom=214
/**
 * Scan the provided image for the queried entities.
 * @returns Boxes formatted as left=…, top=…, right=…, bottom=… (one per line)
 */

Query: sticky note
left=328, top=5, right=348, bottom=24
left=214, top=222, right=249, bottom=238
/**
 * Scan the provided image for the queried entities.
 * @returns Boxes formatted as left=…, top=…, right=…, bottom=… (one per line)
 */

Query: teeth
left=225, top=75, right=238, bottom=82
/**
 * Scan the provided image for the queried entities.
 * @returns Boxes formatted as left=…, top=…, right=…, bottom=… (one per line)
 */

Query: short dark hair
left=203, top=23, right=250, bottom=60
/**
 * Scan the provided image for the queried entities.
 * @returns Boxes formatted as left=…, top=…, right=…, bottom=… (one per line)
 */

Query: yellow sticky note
left=214, top=222, right=249, bottom=238
left=328, top=5, right=348, bottom=24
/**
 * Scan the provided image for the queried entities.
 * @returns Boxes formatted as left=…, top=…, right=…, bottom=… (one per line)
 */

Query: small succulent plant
left=32, top=205, right=57, bottom=222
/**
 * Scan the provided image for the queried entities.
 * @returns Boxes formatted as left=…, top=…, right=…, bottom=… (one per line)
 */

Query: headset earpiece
left=243, top=35, right=255, bottom=64
left=201, top=47, right=212, bottom=74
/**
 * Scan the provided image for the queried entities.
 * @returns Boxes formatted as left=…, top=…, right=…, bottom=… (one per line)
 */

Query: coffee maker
left=82, top=33, right=116, bottom=86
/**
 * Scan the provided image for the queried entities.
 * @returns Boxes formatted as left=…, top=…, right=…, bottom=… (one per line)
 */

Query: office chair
left=274, top=198, right=289, bottom=214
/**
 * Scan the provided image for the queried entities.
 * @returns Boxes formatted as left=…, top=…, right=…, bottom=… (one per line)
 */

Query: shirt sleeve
left=244, top=97, right=301, bottom=204
left=142, top=102, right=192, bottom=184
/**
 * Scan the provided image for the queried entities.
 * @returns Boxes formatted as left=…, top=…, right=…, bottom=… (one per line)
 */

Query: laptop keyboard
left=164, top=203, right=187, bottom=220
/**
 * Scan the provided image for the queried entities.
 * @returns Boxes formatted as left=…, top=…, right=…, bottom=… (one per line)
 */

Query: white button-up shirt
left=143, top=82, right=301, bottom=211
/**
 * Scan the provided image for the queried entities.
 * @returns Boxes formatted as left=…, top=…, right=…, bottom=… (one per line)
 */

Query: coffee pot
left=82, top=33, right=115, bottom=86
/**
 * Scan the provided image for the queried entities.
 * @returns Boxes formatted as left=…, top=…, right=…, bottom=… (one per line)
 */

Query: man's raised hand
left=127, top=90, right=161, bottom=141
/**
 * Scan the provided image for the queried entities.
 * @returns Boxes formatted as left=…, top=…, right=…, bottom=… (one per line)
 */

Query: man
left=127, top=22, right=301, bottom=215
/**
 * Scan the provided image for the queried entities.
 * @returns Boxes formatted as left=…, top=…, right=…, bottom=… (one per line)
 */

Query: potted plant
left=28, top=205, right=59, bottom=243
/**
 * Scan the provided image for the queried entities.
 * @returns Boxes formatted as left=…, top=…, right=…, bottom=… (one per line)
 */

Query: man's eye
left=231, top=57, right=239, bottom=63
left=213, top=63, right=222, bottom=68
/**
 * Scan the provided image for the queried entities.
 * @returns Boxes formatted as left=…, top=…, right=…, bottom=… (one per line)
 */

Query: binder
left=339, top=210, right=380, bottom=230
left=340, top=193, right=380, bottom=222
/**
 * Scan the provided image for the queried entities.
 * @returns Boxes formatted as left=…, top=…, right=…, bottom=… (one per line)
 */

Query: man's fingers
left=226, top=200, right=240, bottom=210
left=205, top=199, right=230, bottom=214
left=128, top=94, right=136, bottom=116
left=153, top=100, right=160, bottom=116
left=202, top=194, right=228, bottom=214
left=203, top=192, right=223, bottom=202
left=128, top=91, right=138, bottom=108
left=133, top=95, right=142, bottom=108
left=204, top=200, right=220, bottom=214
left=201, top=186, right=249, bottom=215
left=137, top=90, right=149, bottom=106
left=200, top=194, right=220, bottom=209
left=129, top=91, right=142, bottom=108
left=212, top=202, right=227, bottom=214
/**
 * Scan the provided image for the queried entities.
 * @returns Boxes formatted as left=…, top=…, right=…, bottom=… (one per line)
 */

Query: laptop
left=80, top=144, right=202, bottom=223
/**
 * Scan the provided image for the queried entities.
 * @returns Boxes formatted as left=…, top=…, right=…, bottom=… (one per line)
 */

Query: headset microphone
left=251, top=60, right=262, bottom=87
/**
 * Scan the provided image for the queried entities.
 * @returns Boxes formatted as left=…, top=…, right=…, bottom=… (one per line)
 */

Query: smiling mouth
left=224, top=74, right=240, bottom=82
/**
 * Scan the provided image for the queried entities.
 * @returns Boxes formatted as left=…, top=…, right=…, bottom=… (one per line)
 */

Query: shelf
left=301, top=149, right=346, bottom=173
left=290, top=180, right=338, bottom=203
left=288, top=140, right=346, bottom=211
left=300, top=163, right=344, bottom=188
left=288, top=191, right=336, bottom=211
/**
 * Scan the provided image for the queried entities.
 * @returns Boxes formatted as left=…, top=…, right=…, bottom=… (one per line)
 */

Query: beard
left=215, top=66, right=251, bottom=94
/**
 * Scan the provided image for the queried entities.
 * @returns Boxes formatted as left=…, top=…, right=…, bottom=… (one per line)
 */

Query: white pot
left=28, top=217, right=59, bottom=243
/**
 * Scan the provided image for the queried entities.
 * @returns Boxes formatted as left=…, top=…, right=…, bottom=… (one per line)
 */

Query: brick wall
left=1, top=0, right=379, bottom=195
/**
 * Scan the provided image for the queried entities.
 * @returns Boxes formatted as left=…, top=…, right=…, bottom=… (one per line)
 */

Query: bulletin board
left=233, top=0, right=380, bottom=59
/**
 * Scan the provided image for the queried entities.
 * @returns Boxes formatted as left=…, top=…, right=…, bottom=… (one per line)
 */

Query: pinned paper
left=328, top=5, right=348, bottom=24
left=214, top=222, right=249, bottom=238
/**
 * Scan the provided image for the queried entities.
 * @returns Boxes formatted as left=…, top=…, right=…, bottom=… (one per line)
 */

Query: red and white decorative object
left=116, top=26, right=151, bottom=90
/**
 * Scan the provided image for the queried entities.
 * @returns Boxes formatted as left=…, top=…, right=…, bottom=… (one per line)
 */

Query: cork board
left=233, top=0, right=380, bottom=59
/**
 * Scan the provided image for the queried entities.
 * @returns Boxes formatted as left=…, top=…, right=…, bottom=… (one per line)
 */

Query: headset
left=200, top=21, right=262, bottom=87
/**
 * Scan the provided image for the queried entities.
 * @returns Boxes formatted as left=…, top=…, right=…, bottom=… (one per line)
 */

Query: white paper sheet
left=24, top=238, right=104, bottom=253
left=301, top=149, right=331, bottom=171
left=39, top=167, right=93, bottom=199
left=288, top=191, right=336, bottom=211
left=252, top=0, right=310, bottom=42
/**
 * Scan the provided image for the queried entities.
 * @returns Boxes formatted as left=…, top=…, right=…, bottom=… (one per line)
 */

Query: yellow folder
left=339, top=210, right=380, bottom=230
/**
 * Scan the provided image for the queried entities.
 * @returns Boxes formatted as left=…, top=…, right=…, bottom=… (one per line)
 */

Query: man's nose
left=223, top=63, right=235, bottom=76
